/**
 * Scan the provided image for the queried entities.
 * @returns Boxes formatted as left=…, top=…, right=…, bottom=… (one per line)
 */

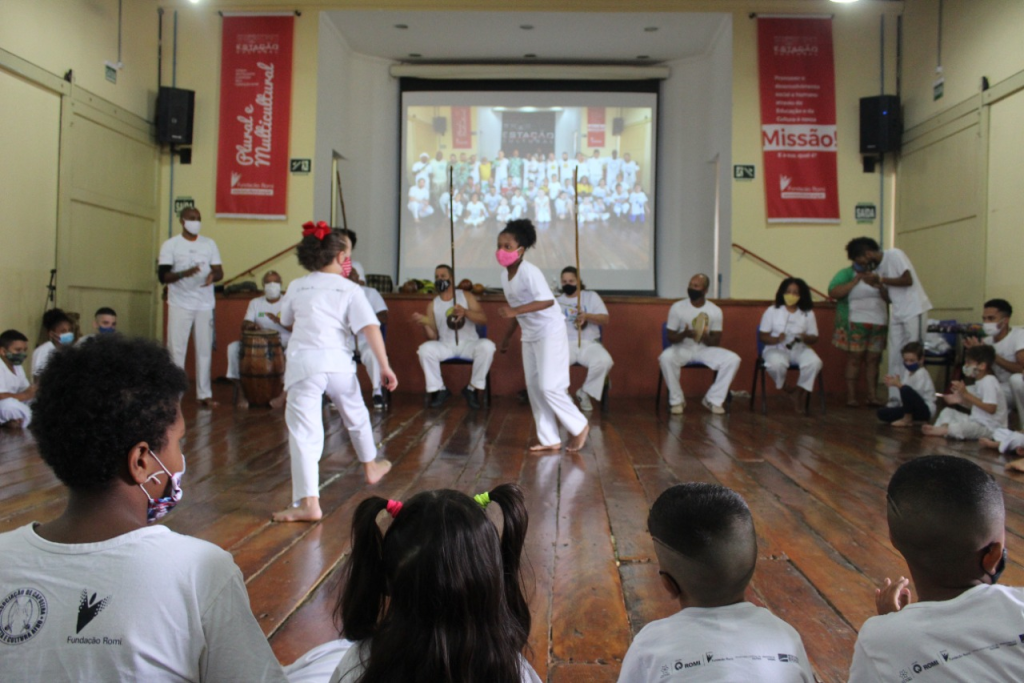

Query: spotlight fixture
left=520, top=24, right=534, bottom=30
left=644, top=26, right=658, bottom=32
left=524, top=53, right=537, bottom=59
left=408, top=53, right=422, bottom=58
left=394, top=24, right=408, bottom=29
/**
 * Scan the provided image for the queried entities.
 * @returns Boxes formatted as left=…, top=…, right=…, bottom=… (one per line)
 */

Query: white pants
left=356, top=337, right=382, bottom=393
left=408, top=201, right=434, bottom=220
left=568, top=339, right=614, bottom=401
left=167, top=305, right=213, bottom=400
left=934, top=407, right=993, bottom=440
left=658, top=344, right=740, bottom=408
left=524, top=333, right=588, bottom=446
left=887, top=315, right=923, bottom=401
left=1001, top=375, right=1024, bottom=417
left=764, top=345, right=823, bottom=393
left=285, top=373, right=376, bottom=503
left=417, top=338, right=496, bottom=393
left=0, top=398, right=31, bottom=427
left=226, top=340, right=241, bottom=380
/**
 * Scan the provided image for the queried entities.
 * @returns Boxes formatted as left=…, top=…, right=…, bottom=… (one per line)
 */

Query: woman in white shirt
left=759, top=278, right=824, bottom=414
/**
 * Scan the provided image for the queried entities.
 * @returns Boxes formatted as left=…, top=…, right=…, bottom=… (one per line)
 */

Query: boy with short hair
left=877, top=341, right=936, bottom=427
left=0, top=329, right=34, bottom=428
left=32, top=308, right=75, bottom=378
left=923, top=345, right=1008, bottom=440
left=849, top=455, right=1024, bottom=681
left=77, top=307, right=118, bottom=345
left=618, top=483, right=814, bottom=682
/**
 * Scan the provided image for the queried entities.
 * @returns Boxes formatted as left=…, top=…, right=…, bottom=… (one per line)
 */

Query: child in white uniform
left=759, top=278, right=824, bottom=413
left=484, top=186, right=503, bottom=216
left=619, top=483, right=814, bottom=683
left=850, top=456, right=1024, bottom=682
left=558, top=267, right=613, bottom=413
left=965, top=298, right=1024, bottom=417
left=498, top=220, right=588, bottom=452
left=628, top=184, right=649, bottom=223
left=611, top=183, right=630, bottom=218
left=554, top=191, right=573, bottom=220
left=510, top=189, right=528, bottom=220
left=495, top=197, right=511, bottom=223
left=226, top=271, right=290, bottom=409
left=451, top=191, right=465, bottom=222
left=0, top=329, right=34, bottom=428
left=274, top=226, right=395, bottom=523
left=533, top=193, right=552, bottom=225
left=923, top=344, right=1008, bottom=440
left=464, top=193, right=487, bottom=227
left=877, top=342, right=936, bottom=426
left=31, top=308, right=75, bottom=378
left=407, top=178, right=433, bottom=222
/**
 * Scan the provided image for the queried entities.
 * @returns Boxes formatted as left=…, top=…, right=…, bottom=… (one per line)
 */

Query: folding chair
left=655, top=322, right=731, bottom=412
left=439, top=324, right=492, bottom=407
left=750, top=332, right=826, bottom=415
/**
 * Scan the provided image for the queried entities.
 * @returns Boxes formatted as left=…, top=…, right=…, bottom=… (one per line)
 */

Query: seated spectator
left=618, top=483, right=813, bottom=682
left=877, top=342, right=936, bottom=427
left=32, top=308, right=75, bottom=378
left=0, top=335, right=286, bottom=682
left=348, top=268, right=389, bottom=411
left=77, top=307, right=118, bottom=344
left=226, top=271, right=290, bottom=409
left=849, top=455, right=1024, bottom=681
left=964, top=298, right=1024, bottom=418
left=759, top=278, right=823, bottom=414
left=923, top=345, right=1008, bottom=440
left=0, top=329, right=34, bottom=429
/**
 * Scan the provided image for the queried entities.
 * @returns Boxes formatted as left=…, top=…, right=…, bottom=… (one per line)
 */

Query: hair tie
left=302, top=220, right=332, bottom=241
left=473, top=492, right=491, bottom=508
left=386, top=499, right=403, bottom=518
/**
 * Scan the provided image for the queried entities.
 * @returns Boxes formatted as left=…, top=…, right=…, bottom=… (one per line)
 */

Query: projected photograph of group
left=399, top=90, right=658, bottom=292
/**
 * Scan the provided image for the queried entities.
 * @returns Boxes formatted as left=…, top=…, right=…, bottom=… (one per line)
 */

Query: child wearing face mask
left=0, top=329, right=34, bottom=429
left=923, top=345, right=1008, bottom=440
left=498, top=220, right=589, bottom=453
left=273, top=223, right=395, bottom=523
left=877, top=342, right=936, bottom=427
left=31, top=308, right=75, bottom=379
left=0, top=335, right=288, bottom=683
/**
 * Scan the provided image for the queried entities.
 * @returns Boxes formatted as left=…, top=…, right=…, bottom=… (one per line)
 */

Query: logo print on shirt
left=76, top=590, right=110, bottom=633
left=0, top=588, right=48, bottom=645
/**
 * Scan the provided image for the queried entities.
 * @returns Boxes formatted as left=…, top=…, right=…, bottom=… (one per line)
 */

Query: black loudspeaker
left=860, top=95, right=901, bottom=154
left=612, top=117, right=624, bottom=136
left=157, top=86, right=195, bottom=145
left=433, top=116, right=447, bottom=135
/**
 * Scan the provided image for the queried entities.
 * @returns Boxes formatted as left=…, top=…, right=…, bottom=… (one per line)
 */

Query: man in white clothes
left=158, top=206, right=223, bottom=406
left=622, top=152, right=639, bottom=189
left=429, top=151, right=448, bottom=199
left=606, top=150, right=624, bottom=188
left=412, top=264, right=494, bottom=410
left=965, top=298, right=1024, bottom=417
left=559, top=151, right=575, bottom=185
left=659, top=274, right=741, bottom=415
left=849, top=237, right=932, bottom=405
left=225, top=271, right=290, bottom=409
left=350, top=269, right=389, bottom=411
left=492, top=149, right=509, bottom=190
left=586, top=150, right=605, bottom=186
left=407, top=178, right=434, bottom=223
left=411, top=152, right=431, bottom=186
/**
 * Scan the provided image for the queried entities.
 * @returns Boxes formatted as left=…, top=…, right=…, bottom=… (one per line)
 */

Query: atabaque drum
left=240, top=330, right=284, bottom=406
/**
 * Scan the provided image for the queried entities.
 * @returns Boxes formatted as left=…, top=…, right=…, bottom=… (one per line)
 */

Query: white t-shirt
left=629, top=191, right=649, bottom=215
left=902, top=366, right=938, bottom=418
left=1, top=362, right=30, bottom=394
left=280, top=272, right=379, bottom=389
left=991, top=327, right=1024, bottom=385
left=158, top=234, right=222, bottom=311
left=848, top=280, right=888, bottom=326
left=501, top=260, right=562, bottom=342
left=245, top=296, right=291, bottom=347
left=968, top=374, right=1009, bottom=431
left=622, top=160, right=639, bottom=186
left=0, top=524, right=287, bottom=683
left=876, top=248, right=932, bottom=322
left=432, top=290, right=480, bottom=347
left=31, top=341, right=57, bottom=378
left=849, top=584, right=1024, bottom=683
left=586, top=157, right=605, bottom=184
left=759, top=307, right=819, bottom=352
left=408, top=184, right=430, bottom=203
left=667, top=299, right=725, bottom=352
left=606, top=157, right=624, bottom=184
left=557, top=290, right=607, bottom=344
left=618, top=602, right=814, bottom=683
left=356, top=286, right=388, bottom=344
left=330, top=640, right=542, bottom=683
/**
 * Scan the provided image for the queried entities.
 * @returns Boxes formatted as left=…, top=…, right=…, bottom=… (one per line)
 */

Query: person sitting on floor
left=758, top=278, right=823, bottom=414
left=849, top=455, right=1024, bottom=681
left=0, top=329, right=34, bottom=429
left=226, top=271, right=290, bottom=409
left=76, top=307, right=118, bottom=344
left=877, top=342, right=936, bottom=427
left=923, top=345, right=1008, bottom=440
left=32, top=308, right=75, bottom=378
left=618, top=483, right=814, bottom=682
left=964, top=298, right=1024, bottom=418
left=0, top=335, right=287, bottom=682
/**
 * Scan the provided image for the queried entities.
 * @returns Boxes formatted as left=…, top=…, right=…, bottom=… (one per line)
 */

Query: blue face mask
left=98, top=326, right=116, bottom=335
left=57, top=332, right=74, bottom=345
left=852, top=263, right=865, bottom=273
left=904, top=362, right=921, bottom=373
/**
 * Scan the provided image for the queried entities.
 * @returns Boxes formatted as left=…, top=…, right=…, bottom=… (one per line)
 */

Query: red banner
left=587, top=107, right=606, bottom=148
left=451, top=106, right=472, bottom=149
left=757, top=17, right=839, bottom=223
left=216, top=15, right=294, bottom=220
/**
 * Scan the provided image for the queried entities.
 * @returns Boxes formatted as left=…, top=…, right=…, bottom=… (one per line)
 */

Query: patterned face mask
left=140, top=451, right=185, bottom=524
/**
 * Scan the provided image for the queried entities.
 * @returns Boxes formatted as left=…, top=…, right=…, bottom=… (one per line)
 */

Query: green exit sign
left=733, top=165, right=756, bottom=180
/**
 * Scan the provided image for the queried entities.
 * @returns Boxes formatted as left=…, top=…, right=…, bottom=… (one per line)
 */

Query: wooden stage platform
left=3, top=389, right=1023, bottom=682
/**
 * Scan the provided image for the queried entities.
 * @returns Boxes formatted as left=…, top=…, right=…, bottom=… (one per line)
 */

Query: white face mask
left=983, top=321, right=1003, bottom=337
left=183, top=220, right=201, bottom=236
left=962, top=364, right=979, bottom=379
left=264, top=282, right=282, bottom=300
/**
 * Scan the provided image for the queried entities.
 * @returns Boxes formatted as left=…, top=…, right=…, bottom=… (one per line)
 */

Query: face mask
left=341, top=256, right=353, bottom=278
left=987, top=548, right=1008, bottom=584
left=57, top=332, right=74, bottom=345
left=983, top=322, right=1003, bottom=337
left=264, top=282, right=282, bottom=300
left=962, top=364, right=978, bottom=378
left=852, top=262, right=865, bottom=273
left=496, top=248, right=521, bottom=268
left=687, top=288, right=704, bottom=302
left=97, top=326, right=116, bottom=335
left=183, top=220, right=201, bottom=236
left=434, top=279, right=451, bottom=293
left=140, top=451, right=185, bottom=524
left=561, top=284, right=577, bottom=296
left=783, top=293, right=800, bottom=308
left=4, top=351, right=26, bottom=366
left=904, top=362, right=921, bottom=373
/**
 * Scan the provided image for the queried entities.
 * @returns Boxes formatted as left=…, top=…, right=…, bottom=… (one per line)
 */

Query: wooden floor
left=4, top=388, right=1024, bottom=682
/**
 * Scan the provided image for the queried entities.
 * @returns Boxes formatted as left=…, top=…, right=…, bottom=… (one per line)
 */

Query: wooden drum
left=240, top=330, right=285, bottom=406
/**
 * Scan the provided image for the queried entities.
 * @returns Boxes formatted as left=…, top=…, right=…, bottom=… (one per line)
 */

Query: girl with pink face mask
left=497, top=220, right=589, bottom=454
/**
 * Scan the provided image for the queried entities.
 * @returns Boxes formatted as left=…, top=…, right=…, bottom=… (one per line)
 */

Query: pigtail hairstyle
left=486, top=483, right=532, bottom=642
left=336, top=496, right=390, bottom=641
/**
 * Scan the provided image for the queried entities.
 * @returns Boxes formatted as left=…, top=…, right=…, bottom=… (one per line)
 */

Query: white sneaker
left=702, top=398, right=726, bottom=415
left=576, top=388, right=593, bottom=412
left=670, top=403, right=684, bottom=415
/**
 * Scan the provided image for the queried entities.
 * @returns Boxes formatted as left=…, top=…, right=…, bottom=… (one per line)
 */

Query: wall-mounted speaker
left=612, top=117, right=624, bottom=136
left=433, top=116, right=447, bottom=135
left=859, top=95, right=901, bottom=154
left=156, top=86, right=195, bottom=145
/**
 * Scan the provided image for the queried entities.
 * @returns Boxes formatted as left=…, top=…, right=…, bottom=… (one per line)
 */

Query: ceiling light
left=829, top=0, right=860, bottom=3
left=520, top=24, right=534, bottom=30
left=408, top=53, right=422, bottom=58
left=644, top=27, right=658, bottom=32
left=394, top=24, right=408, bottom=29
left=524, top=53, right=537, bottom=59
left=637, top=55, right=650, bottom=60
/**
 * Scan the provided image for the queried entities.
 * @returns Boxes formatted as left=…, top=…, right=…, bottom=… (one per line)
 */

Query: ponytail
left=487, top=483, right=531, bottom=646
left=336, top=496, right=390, bottom=641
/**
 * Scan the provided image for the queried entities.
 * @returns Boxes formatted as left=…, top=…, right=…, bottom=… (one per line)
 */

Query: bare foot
left=1006, top=458, right=1024, bottom=473
left=198, top=398, right=219, bottom=408
left=921, top=424, right=946, bottom=436
left=528, top=443, right=561, bottom=454
left=272, top=496, right=323, bottom=523
left=268, top=393, right=286, bottom=410
left=980, top=437, right=1000, bottom=450
left=890, top=416, right=913, bottom=428
left=235, top=395, right=249, bottom=409
left=567, top=424, right=590, bottom=452
left=363, top=459, right=392, bottom=484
